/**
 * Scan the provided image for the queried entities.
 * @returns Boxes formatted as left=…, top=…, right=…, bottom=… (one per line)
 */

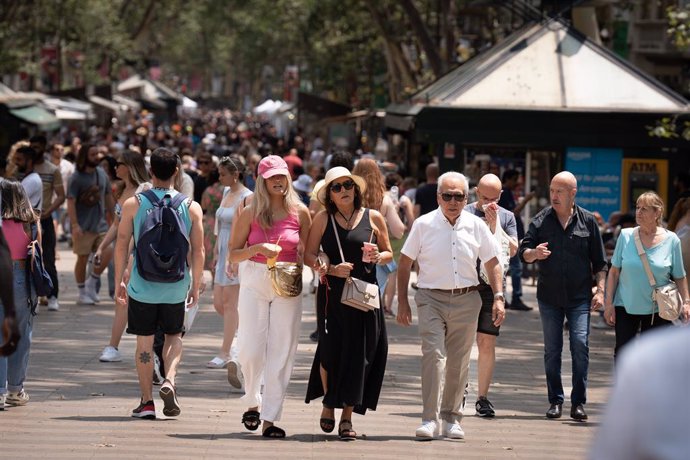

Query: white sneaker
left=78, top=293, right=95, bottom=305
left=415, top=420, right=439, bottom=439
left=47, top=297, right=60, bottom=311
left=6, top=389, right=30, bottom=406
left=99, top=346, right=122, bottom=362
left=442, top=421, right=465, bottom=439
left=85, top=276, right=101, bottom=303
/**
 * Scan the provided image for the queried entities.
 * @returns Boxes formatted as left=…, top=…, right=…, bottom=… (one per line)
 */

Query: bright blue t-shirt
left=128, top=188, right=193, bottom=305
left=611, top=228, right=686, bottom=315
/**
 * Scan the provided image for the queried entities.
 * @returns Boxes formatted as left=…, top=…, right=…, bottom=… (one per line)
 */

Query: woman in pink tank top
left=229, top=155, right=311, bottom=438
left=0, top=179, right=40, bottom=408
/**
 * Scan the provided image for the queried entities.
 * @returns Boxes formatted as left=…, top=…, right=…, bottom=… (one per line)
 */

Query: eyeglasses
left=330, top=180, right=355, bottom=193
left=439, top=192, right=466, bottom=202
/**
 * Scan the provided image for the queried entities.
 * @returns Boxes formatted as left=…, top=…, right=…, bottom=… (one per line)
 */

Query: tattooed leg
left=135, top=335, right=155, bottom=402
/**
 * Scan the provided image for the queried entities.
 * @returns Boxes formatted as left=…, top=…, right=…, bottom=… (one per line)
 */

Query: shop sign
left=566, top=148, right=622, bottom=221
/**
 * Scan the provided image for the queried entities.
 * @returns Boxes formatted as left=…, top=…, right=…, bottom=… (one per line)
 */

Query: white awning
left=54, top=109, right=87, bottom=120
left=89, top=95, right=122, bottom=112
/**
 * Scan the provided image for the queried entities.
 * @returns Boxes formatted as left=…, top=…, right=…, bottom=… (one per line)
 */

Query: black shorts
left=477, top=286, right=500, bottom=336
left=126, top=297, right=185, bottom=336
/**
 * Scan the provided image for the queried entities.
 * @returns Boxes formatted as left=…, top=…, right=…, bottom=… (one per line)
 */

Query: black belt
left=430, top=286, right=478, bottom=295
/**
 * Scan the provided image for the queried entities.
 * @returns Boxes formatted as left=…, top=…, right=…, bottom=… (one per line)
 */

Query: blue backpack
left=135, top=190, right=190, bottom=283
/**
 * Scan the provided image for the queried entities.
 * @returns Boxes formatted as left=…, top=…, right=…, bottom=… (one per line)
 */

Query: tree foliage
left=0, top=0, right=514, bottom=106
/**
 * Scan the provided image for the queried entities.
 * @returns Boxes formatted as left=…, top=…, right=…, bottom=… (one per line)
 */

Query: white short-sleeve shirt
left=401, top=208, right=500, bottom=289
left=21, top=171, right=43, bottom=212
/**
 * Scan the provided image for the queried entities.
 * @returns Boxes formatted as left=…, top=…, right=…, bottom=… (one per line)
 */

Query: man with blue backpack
left=114, top=148, right=204, bottom=420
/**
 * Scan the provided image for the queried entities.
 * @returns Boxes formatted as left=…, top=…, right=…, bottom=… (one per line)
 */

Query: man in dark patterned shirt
left=519, top=171, right=607, bottom=422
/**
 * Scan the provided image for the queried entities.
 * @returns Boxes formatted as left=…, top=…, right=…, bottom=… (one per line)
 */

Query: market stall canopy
left=112, top=94, right=141, bottom=111
left=9, top=104, right=60, bottom=130
left=406, top=20, right=688, bottom=112
left=42, top=97, right=94, bottom=120
left=89, top=95, right=123, bottom=113
left=117, top=75, right=183, bottom=108
left=253, top=99, right=283, bottom=114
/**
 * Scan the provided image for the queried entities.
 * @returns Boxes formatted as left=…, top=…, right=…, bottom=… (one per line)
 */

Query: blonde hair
left=352, top=158, right=385, bottom=210
left=637, top=191, right=665, bottom=225
left=6, top=140, right=30, bottom=178
left=251, top=174, right=302, bottom=229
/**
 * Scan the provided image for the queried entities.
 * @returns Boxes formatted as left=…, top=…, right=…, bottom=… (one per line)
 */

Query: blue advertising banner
left=565, top=148, right=622, bottom=221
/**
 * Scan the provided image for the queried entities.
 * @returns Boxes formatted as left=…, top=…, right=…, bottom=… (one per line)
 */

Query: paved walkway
left=0, top=242, right=616, bottom=459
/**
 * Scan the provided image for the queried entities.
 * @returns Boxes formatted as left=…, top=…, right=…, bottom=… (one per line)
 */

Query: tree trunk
left=363, top=0, right=417, bottom=99
left=397, top=0, right=445, bottom=77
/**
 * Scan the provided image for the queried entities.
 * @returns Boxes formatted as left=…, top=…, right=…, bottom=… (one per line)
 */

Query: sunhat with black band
left=317, top=166, right=367, bottom=205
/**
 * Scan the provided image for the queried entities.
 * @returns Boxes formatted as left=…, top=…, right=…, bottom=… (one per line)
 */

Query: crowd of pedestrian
left=1, top=108, right=689, bottom=450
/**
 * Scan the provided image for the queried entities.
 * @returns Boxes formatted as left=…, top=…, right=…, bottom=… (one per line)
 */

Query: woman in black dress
left=304, top=166, right=392, bottom=440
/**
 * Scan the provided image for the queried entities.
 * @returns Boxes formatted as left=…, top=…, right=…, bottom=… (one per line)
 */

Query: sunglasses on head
left=439, top=192, right=466, bottom=202
left=330, top=180, right=355, bottom=193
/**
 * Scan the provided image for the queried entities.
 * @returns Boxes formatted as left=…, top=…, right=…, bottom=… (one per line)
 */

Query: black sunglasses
left=439, top=192, right=466, bottom=202
left=330, top=180, right=355, bottom=193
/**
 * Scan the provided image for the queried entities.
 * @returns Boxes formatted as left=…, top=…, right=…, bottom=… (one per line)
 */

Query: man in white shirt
left=397, top=171, right=505, bottom=440
left=14, top=146, right=43, bottom=212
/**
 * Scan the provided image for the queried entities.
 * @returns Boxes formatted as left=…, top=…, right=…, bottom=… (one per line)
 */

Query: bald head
left=478, top=173, right=502, bottom=192
left=550, top=170, right=577, bottom=217
left=426, top=163, right=439, bottom=182
left=551, top=171, right=577, bottom=190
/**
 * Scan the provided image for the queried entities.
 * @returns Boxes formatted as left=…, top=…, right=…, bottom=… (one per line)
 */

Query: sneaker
left=99, top=346, right=122, bottom=362
left=415, top=420, right=438, bottom=439
left=78, top=293, right=95, bottom=305
left=507, top=299, right=532, bottom=311
left=0, top=394, right=5, bottom=410
left=159, top=380, right=181, bottom=417
left=309, top=330, right=319, bottom=343
left=227, top=360, right=243, bottom=390
left=442, top=421, right=465, bottom=439
left=85, top=276, right=100, bottom=303
left=152, top=354, right=163, bottom=386
left=6, top=389, right=29, bottom=406
left=475, top=397, right=495, bottom=417
left=47, top=297, right=60, bottom=311
left=131, top=400, right=156, bottom=419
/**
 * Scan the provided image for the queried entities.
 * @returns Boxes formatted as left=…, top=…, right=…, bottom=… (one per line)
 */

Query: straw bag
left=330, top=215, right=379, bottom=312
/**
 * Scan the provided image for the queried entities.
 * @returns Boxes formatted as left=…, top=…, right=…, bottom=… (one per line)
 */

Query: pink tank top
left=3, top=220, right=30, bottom=260
left=247, top=214, right=300, bottom=264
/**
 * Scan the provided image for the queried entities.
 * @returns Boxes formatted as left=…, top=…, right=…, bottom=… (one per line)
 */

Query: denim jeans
left=376, top=261, right=397, bottom=296
left=0, top=262, right=35, bottom=395
left=538, top=300, right=590, bottom=406
left=508, top=255, right=523, bottom=301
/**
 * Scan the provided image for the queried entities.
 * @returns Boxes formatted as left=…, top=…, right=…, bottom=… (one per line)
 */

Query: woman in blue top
left=604, top=191, right=690, bottom=358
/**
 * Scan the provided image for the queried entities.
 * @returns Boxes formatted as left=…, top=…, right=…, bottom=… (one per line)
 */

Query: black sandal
left=262, top=425, right=286, bottom=438
left=241, top=410, right=261, bottom=431
left=338, top=420, right=356, bottom=441
left=320, top=417, right=336, bottom=433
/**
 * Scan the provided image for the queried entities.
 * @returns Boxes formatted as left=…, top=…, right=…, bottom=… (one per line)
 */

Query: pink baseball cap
left=258, top=155, right=290, bottom=179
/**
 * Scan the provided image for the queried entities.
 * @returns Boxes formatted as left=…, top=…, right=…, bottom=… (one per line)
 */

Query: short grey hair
left=437, top=171, right=469, bottom=195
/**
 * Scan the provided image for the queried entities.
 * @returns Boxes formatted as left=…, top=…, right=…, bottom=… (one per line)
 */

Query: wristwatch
left=494, top=293, right=505, bottom=301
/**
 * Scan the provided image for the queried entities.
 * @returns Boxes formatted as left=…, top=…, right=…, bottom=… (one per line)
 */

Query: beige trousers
left=415, top=288, right=481, bottom=424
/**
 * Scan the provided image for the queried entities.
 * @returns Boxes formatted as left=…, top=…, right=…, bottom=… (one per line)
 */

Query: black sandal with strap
left=262, top=425, right=286, bottom=438
left=320, top=417, right=336, bottom=433
left=241, top=410, right=261, bottom=431
left=338, top=420, right=356, bottom=441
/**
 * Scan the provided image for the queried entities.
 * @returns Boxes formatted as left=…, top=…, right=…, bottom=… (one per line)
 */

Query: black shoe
left=546, top=403, right=562, bottom=419
left=309, top=330, right=319, bottom=343
left=507, top=299, right=532, bottom=311
left=570, top=404, right=588, bottom=421
left=475, top=397, right=495, bottom=417
left=411, top=282, right=419, bottom=290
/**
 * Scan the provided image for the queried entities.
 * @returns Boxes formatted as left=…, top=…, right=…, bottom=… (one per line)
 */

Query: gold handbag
left=268, top=262, right=303, bottom=297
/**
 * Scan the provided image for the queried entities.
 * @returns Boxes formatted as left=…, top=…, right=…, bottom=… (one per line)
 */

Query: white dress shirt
left=401, top=208, right=500, bottom=289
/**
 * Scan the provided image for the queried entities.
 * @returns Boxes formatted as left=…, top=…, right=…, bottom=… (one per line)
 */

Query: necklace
left=337, top=208, right=357, bottom=229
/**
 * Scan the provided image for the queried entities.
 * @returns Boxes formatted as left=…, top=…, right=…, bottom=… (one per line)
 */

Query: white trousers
left=236, top=261, right=302, bottom=422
